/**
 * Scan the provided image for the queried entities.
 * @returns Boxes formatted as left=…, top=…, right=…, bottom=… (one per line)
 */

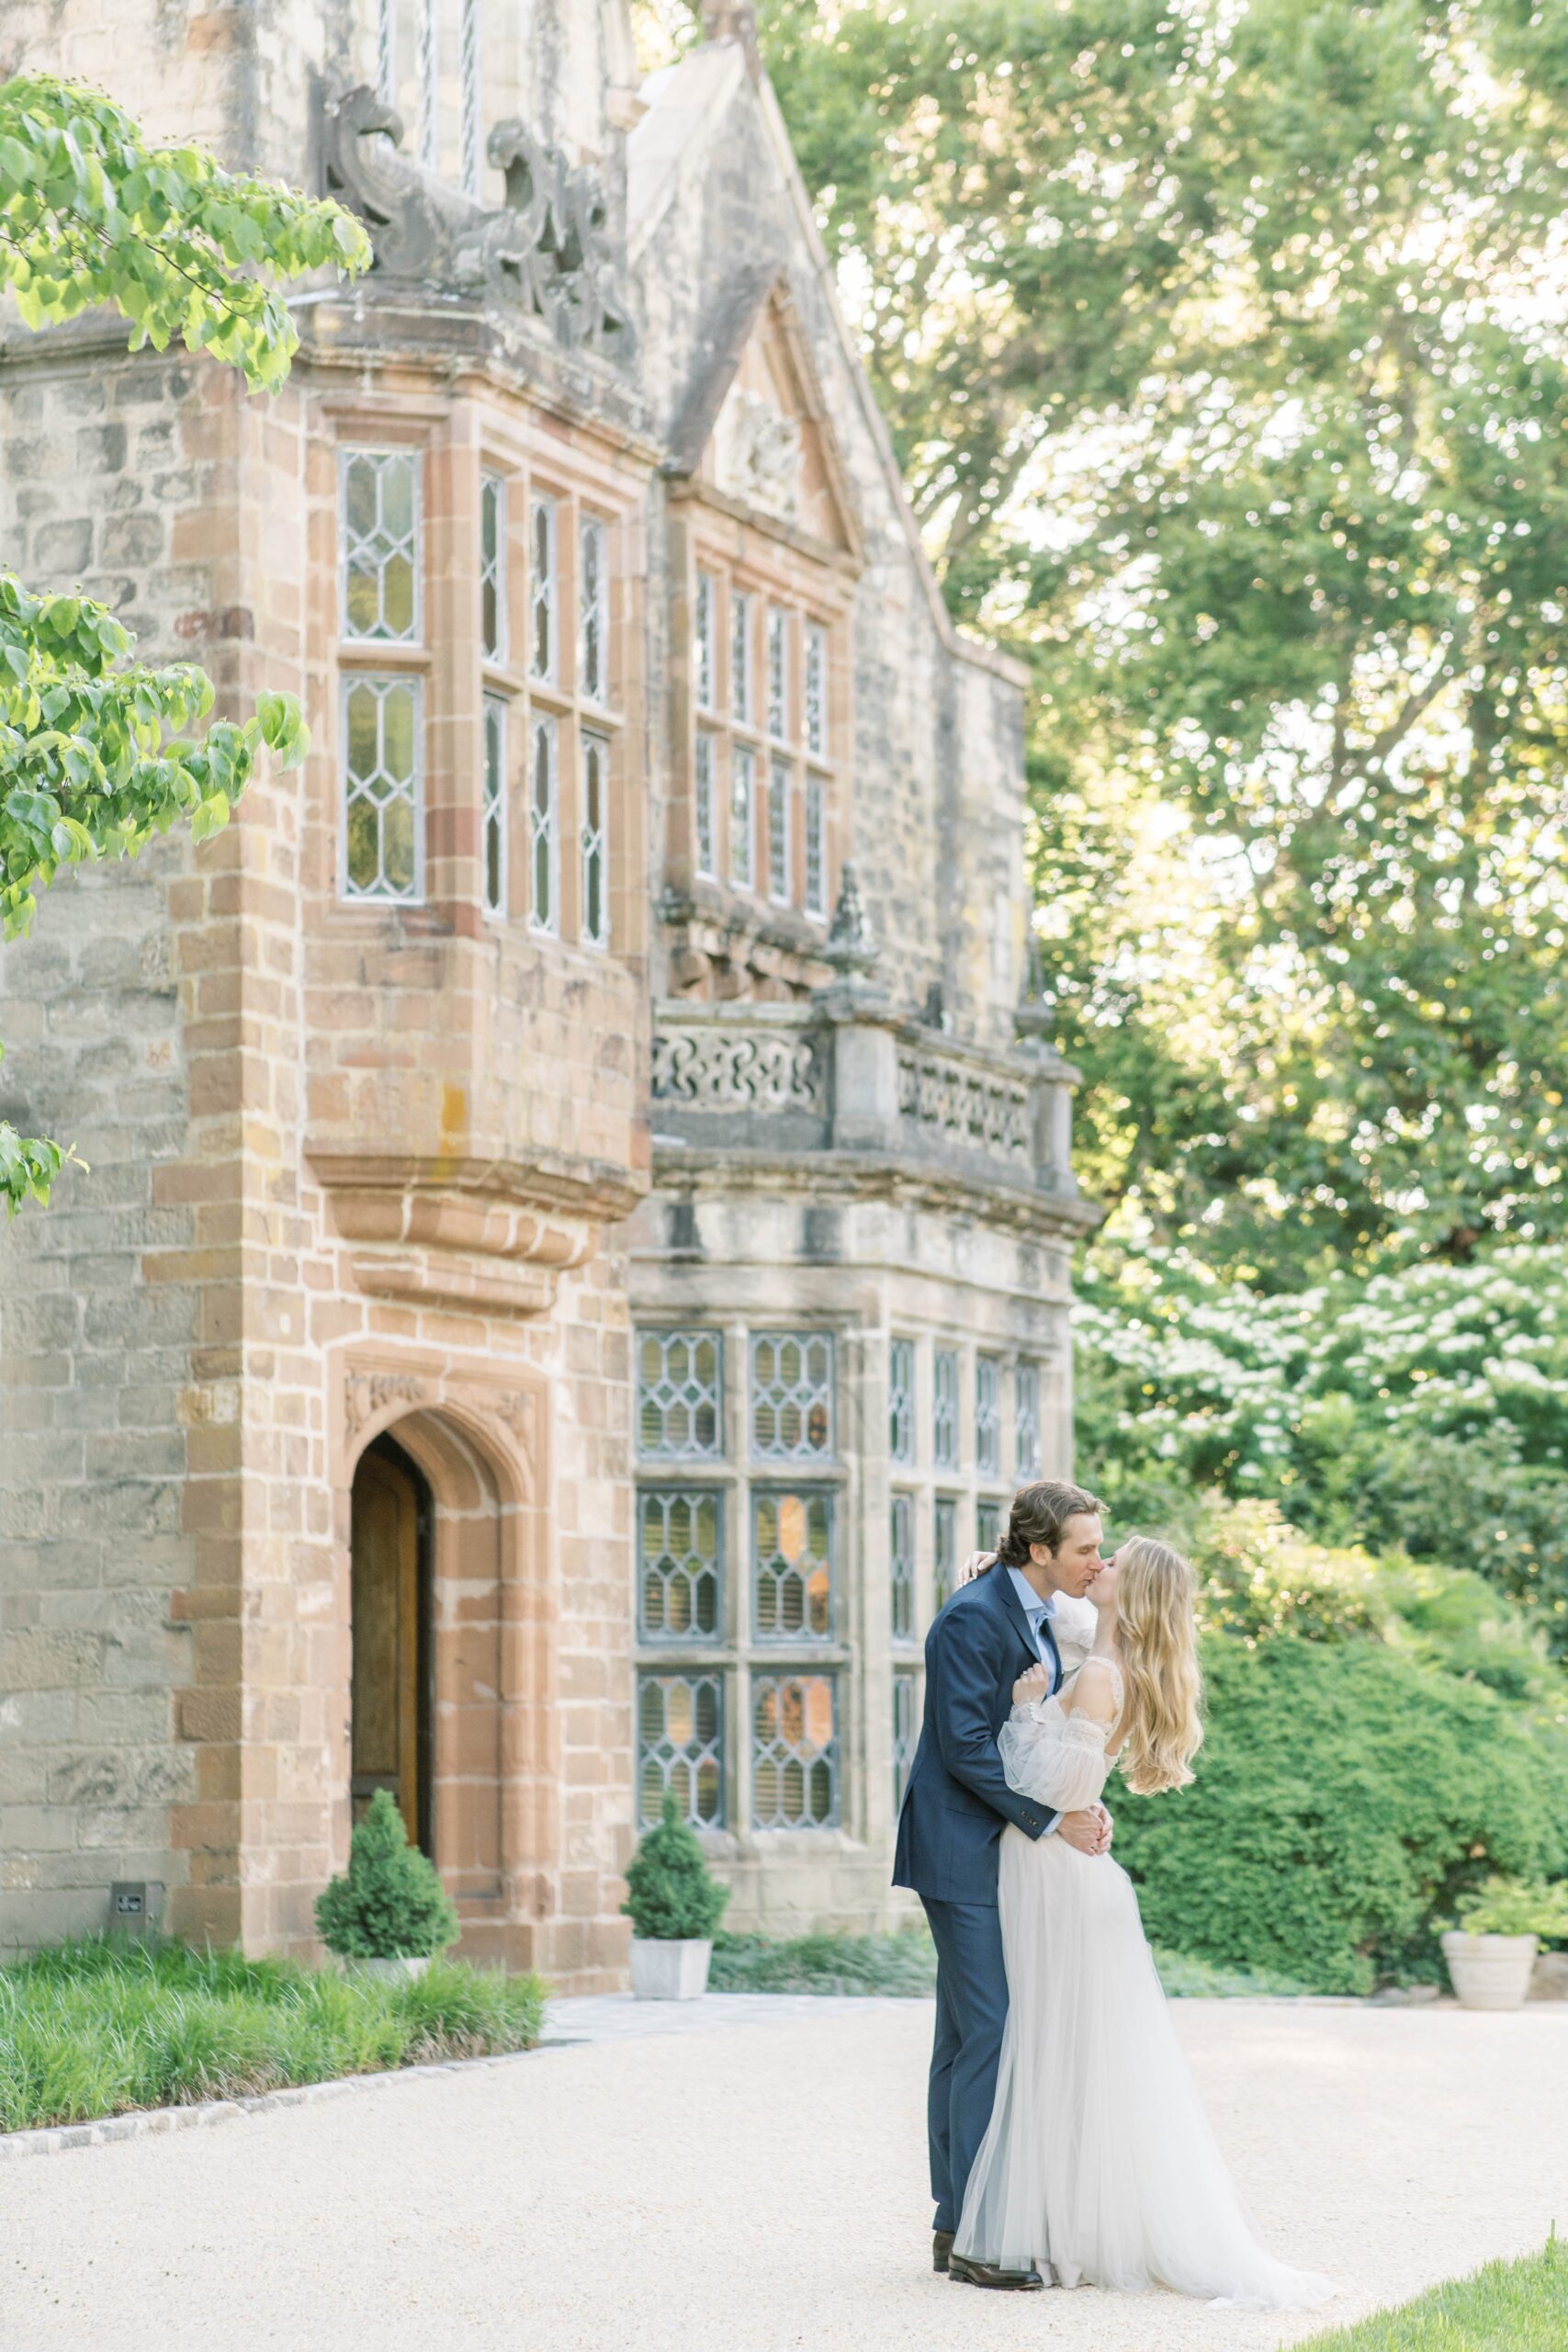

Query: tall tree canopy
left=0, top=75, right=367, bottom=1214
left=760, top=1, right=1568, bottom=1285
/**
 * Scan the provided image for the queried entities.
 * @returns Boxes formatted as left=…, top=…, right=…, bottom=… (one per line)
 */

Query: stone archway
left=337, top=1373, right=559, bottom=1969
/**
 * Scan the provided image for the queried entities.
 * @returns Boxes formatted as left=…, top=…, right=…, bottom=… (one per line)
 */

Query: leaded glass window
left=934, top=1495, right=957, bottom=1611
left=889, top=1338, right=915, bottom=1465
left=976, top=1354, right=1001, bottom=1477
left=768, top=758, right=791, bottom=903
left=638, top=1489, right=722, bottom=1641
left=730, top=743, right=755, bottom=889
left=528, top=712, right=558, bottom=935
left=415, top=0, right=438, bottom=168
left=639, top=1673, right=723, bottom=1827
left=894, top=1668, right=918, bottom=1809
left=933, top=1348, right=959, bottom=1470
left=342, top=449, right=420, bottom=644
left=731, top=589, right=752, bottom=722
left=481, top=693, right=505, bottom=920
left=750, top=1331, right=833, bottom=1460
left=1016, top=1360, right=1042, bottom=1479
left=890, top=1492, right=915, bottom=1642
left=766, top=605, right=789, bottom=740
left=805, top=775, right=826, bottom=917
left=480, top=470, right=505, bottom=661
left=581, top=733, right=609, bottom=948
left=637, top=1330, right=723, bottom=1459
left=529, top=492, right=557, bottom=682
left=694, top=571, right=716, bottom=710
left=579, top=514, right=608, bottom=704
left=753, top=1488, right=832, bottom=1642
left=752, top=1674, right=837, bottom=1828
left=459, top=0, right=482, bottom=198
left=805, top=622, right=828, bottom=756
left=694, top=730, right=716, bottom=877
left=976, top=1498, right=1001, bottom=1553
left=342, top=675, right=422, bottom=903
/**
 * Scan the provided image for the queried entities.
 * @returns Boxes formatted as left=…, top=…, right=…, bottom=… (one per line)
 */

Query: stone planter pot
left=1529, top=1951, right=1568, bottom=2001
left=1441, top=1929, right=1538, bottom=2010
left=347, top=1953, right=433, bottom=1984
left=628, top=1937, right=712, bottom=2001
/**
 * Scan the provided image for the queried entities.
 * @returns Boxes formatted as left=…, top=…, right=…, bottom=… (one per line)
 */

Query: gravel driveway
left=5, top=1996, right=1565, bottom=2352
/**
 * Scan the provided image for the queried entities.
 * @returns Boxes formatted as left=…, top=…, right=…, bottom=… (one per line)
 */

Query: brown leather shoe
left=932, top=2230, right=954, bottom=2274
left=949, top=2251, right=1044, bottom=2290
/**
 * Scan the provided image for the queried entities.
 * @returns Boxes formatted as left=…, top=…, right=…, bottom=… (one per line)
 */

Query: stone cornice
left=647, top=1142, right=1103, bottom=1240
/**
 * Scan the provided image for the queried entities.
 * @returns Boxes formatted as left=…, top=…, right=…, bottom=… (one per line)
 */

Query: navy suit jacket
left=893, top=1563, right=1061, bottom=1906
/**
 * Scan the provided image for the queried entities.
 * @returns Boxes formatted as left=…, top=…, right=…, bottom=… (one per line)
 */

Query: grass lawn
left=0, top=1932, right=547, bottom=2133
left=1293, top=2239, right=1566, bottom=2350
left=706, top=1927, right=1306, bottom=1998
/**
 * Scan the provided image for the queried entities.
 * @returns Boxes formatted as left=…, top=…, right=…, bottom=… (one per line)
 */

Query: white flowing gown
left=953, top=1659, right=1336, bottom=2309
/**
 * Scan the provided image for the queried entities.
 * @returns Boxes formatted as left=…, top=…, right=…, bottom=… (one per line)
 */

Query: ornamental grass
left=0, top=1931, right=547, bottom=2133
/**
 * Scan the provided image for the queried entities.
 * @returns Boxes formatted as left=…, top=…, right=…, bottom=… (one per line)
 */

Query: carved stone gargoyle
left=322, top=86, right=636, bottom=361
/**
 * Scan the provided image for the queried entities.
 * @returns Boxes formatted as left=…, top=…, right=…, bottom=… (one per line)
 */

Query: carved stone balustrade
left=649, top=998, right=1090, bottom=1216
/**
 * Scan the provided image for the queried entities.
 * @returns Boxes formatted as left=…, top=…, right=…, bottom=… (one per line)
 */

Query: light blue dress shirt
left=1007, top=1567, right=1062, bottom=1677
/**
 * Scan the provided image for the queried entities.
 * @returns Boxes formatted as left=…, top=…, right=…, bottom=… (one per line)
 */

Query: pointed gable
left=668, top=266, right=863, bottom=562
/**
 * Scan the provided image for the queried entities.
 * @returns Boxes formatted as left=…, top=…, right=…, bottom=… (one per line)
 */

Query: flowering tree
left=1077, top=1247, right=1568, bottom=1645
left=0, top=74, right=368, bottom=1213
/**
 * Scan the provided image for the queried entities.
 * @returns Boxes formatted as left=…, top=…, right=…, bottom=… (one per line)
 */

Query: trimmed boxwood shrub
left=621, top=1794, right=729, bottom=1940
left=1113, top=1631, right=1568, bottom=1993
left=315, top=1790, right=459, bottom=1962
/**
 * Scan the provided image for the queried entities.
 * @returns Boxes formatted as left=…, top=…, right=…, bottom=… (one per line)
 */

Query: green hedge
left=1113, top=1629, right=1568, bottom=1993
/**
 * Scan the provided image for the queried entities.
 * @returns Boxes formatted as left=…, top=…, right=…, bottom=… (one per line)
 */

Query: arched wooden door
left=349, top=1436, right=434, bottom=1857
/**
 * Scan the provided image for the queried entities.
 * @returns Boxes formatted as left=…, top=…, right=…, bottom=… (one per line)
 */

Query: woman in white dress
left=953, top=1536, right=1336, bottom=2310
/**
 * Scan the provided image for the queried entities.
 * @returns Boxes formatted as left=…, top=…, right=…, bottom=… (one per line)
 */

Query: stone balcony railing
left=649, top=995, right=1086, bottom=1206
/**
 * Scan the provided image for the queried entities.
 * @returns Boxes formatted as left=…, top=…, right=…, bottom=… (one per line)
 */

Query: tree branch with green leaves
left=0, top=74, right=369, bottom=1215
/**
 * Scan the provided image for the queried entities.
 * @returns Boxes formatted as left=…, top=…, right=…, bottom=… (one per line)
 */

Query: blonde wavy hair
left=1113, top=1537, right=1204, bottom=1795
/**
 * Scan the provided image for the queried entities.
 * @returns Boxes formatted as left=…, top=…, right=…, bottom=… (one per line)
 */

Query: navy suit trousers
left=919, top=1892, right=1010, bottom=2236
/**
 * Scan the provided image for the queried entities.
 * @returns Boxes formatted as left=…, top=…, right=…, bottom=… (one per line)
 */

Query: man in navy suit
left=894, top=1478, right=1112, bottom=2289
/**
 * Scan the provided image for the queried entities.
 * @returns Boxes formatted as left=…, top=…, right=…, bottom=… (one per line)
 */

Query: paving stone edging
left=0, top=2040, right=573, bottom=2161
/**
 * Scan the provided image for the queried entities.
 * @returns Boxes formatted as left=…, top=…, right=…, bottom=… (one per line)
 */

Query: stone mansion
left=0, top=0, right=1094, bottom=1984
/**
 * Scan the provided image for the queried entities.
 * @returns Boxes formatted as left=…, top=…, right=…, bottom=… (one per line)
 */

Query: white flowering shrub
left=1078, top=1247, right=1568, bottom=1648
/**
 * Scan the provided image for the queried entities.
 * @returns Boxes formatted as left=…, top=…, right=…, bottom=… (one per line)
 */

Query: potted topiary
left=1441, top=1876, right=1568, bottom=2010
left=622, top=1793, right=730, bottom=2000
left=315, top=1789, right=460, bottom=1981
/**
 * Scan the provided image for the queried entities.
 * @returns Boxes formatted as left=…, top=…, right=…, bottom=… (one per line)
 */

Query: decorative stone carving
left=652, top=1023, right=825, bottom=1114
left=714, top=384, right=802, bottom=520
left=1015, top=935, right=1055, bottom=1046
left=344, top=1369, right=432, bottom=1440
left=896, top=1048, right=1033, bottom=1168
left=488, top=1390, right=537, bottom=1446
left=322, top=87, right=635, bottom=360
left=825, top=863, right=879, bottom=977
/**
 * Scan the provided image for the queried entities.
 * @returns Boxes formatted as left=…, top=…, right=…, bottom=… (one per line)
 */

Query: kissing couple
left=893, top=1479, right=1336, bottom=2308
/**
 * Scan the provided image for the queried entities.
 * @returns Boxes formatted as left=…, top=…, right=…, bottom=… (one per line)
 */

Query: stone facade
left=0, top=0, right=1094, bottom=1977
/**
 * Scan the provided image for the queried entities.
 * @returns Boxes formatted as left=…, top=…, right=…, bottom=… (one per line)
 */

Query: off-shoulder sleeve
left=998, top=1703, right=1110, bottom=1812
